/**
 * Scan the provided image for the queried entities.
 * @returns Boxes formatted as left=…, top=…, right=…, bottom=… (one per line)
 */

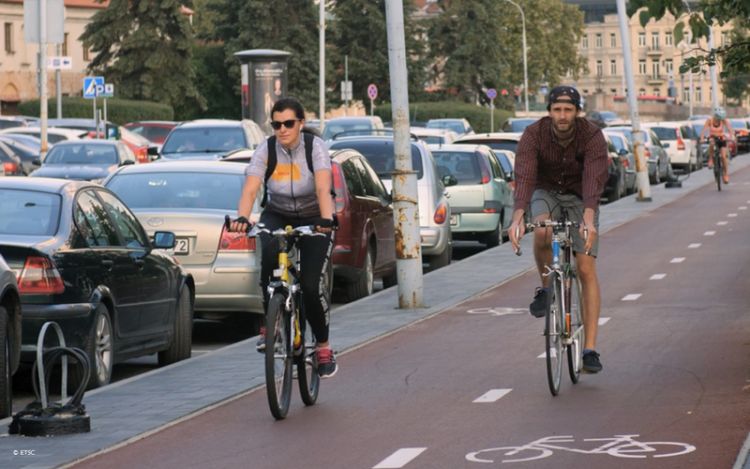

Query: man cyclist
left=230, top=97, right=338, bottom=378
left=700, top=107, right=734, bottom=184
left=508, top=86, right=609, bottom=373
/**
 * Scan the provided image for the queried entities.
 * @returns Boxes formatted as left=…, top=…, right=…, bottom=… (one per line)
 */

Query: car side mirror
left=618, top=148, right=628, bottom=156
left=152, top=231, right=176, bottom=249
left=32, top=158, right=42, bottom=166
left=147, top=146, right=160, bottom=157
left=120, top=160, right=136, bottom=166
left=442, top=174, right=458, bottom=187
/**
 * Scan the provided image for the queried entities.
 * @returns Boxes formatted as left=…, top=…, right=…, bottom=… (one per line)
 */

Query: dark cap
left=547, top=85, right=582, bottom=110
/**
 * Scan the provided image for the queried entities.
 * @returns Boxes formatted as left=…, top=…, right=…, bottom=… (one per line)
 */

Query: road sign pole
left=103, top=98, right=107, bottom=136
left=39, top=0, right=49, bottom=159
left=370, top=97, right=374, bottom=116
left=55, top=44, right=62, bottom=119
left=490, top=99, right=495, bottom=132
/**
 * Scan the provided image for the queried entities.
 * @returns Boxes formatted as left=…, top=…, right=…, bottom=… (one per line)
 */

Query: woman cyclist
left=700, top=107, right=734, bottom=184
left=230, top=97, right=338, bottom=378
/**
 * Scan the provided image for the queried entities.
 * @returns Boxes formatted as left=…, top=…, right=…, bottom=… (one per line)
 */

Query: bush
left=374, top=101, right=515, bottom=133
left=18, top=97, right=174, bottom=124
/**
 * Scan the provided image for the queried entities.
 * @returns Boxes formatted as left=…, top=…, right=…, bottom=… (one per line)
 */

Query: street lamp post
left=505, top=0, right=529, bottom=115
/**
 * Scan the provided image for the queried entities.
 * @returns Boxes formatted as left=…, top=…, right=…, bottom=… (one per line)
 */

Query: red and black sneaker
left=316, top=347, right=338, bottom=378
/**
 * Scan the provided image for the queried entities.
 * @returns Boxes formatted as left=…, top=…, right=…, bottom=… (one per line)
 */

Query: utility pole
left=708, top=26, right=719, bottom=109
left=616, top=0, right=651, bottom=201
left=39, top=0, right=49, bottom=160
left=55, top=43, right=62, bottom=119
left=344, top=55, right=349, bottom=112
left=319, top=0, right=326, bottom=131
left=385, top=0, right=423, bottom=309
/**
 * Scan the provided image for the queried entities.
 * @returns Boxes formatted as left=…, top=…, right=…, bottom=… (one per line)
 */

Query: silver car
left=104, top=161, right=263, bottom=321
left=328, top=136, right=453, bottom=271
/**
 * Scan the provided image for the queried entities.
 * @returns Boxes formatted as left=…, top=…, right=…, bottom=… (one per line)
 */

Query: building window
left=653, top=88, right=660, bottom=96
left=652, top=61, right=660, bottom=79
left=62, top=33, right=69, bottom=56
left=638, top=32, right=646, bottom=47
left=695, top=87, right=702, bottom=102
left=665, top=59, right=673, bottom=75
left=83, top=46, right=90, bottom=61
left=651, top=32, right=659, bottom=49
left=610, top=88, right=617, bottom=94
left=595, top=33, right=602, bottom=48
left=582, top=34, right=588, bottom=49
left=639, top=88, right=646, bottom=96
left=639, top=60, right=647, bottom=75
left=610, top=59, right=616, bottom=75
left=683, top=87, right=690, bottom=102
left=596, top=60, right=603, bottom=76
left=4, top=23, right=13, bottom=54
left=665, top=31, right=673, bottom=46
left=610, top=33, right=616, bottom=48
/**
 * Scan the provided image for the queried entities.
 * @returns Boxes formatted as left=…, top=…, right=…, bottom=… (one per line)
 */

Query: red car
left=123, top=120, right=178, bottom=145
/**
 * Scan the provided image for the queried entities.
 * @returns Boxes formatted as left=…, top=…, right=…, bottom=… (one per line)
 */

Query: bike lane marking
left=650, top=273, right=667, bottom=280
left=728, top=213, right=738, bottom=218
left=466, top=307, right=527, bottom=317
left=621, top=293, right=642, bottom=301
left=740, top=206, right=748, bottom=210
left=598, top=317, right=611, bottom=325
left=373, top=448, right=428, bottom=468
left=717, top=221, right=729, bottom=226
left=704, top=230, right=716, bottom=236
left=688, top=243, right=702, bottom=249
left=473, top=389, right=512, bottom=403
left=670, top=257, right=686, bottom=263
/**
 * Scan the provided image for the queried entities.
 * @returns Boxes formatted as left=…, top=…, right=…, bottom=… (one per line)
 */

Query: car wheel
left=484, top=223, right=502, bottom=248
left=651, top=167, right=660, bottom=184
left=0, top=306, right=11, bottom=419
left=610, top=172, right=623, bottom=202
left=346, top=247, right=374, bottom=301
left=425, top=236, right=452, bottom=272
left=73, top=304, right=114, bottom=390
left=382, top=266, right=398, bottom=288
left=158, top=288, right=193, bottom=366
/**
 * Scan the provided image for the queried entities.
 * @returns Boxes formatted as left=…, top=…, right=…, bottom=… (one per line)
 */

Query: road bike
left=244, top=222, right=324, bottom=420
left=517, top=210, right=586, bottom=396
left=707, top=136, right=727, bottom=191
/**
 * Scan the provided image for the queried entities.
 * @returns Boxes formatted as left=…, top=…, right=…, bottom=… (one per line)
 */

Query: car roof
left=410, top=127, right=455, bottom=136
left=642, top=122, right=685, bottom=128
left=454, top=132, right=521, bottom=142
left=428, top=143, right=487, bottom=153
left=114, top=160, right=249, bottom=175
left=0, top=176, right=92, bottom=193
left=51, top=139, right=120, bottom=147
left=175, top=119, right=243, bottom=128
left=125, top=121, right=179, bottom=126
left=2, top=127, right=87, bottom=137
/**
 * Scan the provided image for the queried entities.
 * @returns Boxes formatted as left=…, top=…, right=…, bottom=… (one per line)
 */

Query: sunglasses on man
left=270, top=119, right=300, bottom=130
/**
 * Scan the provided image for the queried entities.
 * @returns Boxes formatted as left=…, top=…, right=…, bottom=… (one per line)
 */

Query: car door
left=96, top=190, right=175, bottom=335
left=355, top=155, right=396, bottom=270
left=486, top=150, right=513, bottom=229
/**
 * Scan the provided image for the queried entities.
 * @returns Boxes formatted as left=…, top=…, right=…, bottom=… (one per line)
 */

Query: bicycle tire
left=545, top=273, right=564, bottom=396
left=296, top=304, right=319, bottom=406
left=566, top=271, right=585, bottom=383
left=714, top=154, right=722, bottom=191
left=265, top=293, right=293, bottom=420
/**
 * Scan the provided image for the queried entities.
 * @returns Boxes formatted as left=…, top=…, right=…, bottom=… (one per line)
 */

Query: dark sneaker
left=255, top=326, right=266, bottom=353
left=529, top=287, right=548, bottom=318
left=583, top=350, right=603, bottom=373
left=316, top=347, right=338, bottom=378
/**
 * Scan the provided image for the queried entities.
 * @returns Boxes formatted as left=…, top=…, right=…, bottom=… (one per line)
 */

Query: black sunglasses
left=270, top=119, right=300, bottom=130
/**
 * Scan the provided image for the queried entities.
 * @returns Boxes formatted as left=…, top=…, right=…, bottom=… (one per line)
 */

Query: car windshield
left=418, top=135, right=445, bottom=144
left=127, top=125, right=173, bottom=143
left=607, top=135, right=627, bottom=152
left=106, top=172, right=246, bottom=210
left=649, top=127, right=678, bottom=141
left=432, top=151, right=483, bottom=184
left=505, top=119, right=537, bottom=132
left=328, top=140, right=423, bottom=179
left=729, top=119, right=747, bottom=130
left=491, top=151, right=513, bottom=174
left=0, top=189, right=61, bottom=235
left=322, top=122, right=374, bottom=140
left=426, top=120, right=465, bottom=134
left=161, top=127, right=246, bottom=154
left=44, top=144, right=118, bottom=165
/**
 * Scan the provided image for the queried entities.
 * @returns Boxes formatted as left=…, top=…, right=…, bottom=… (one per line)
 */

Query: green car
left=430, top=144, right=514, bottom=247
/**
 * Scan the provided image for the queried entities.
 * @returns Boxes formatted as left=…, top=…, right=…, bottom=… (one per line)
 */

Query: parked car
left=159, top=119, right=265, bottom=161
left=490, top=150, right=516, bottom=189
left=410, top=127, right=459, bottom=145
left=0, top=253, right=22, bottom=418
left=0, top=136, right=42, bottom=175
left=330, top=149, right=397, bottom=299
left=587, top=110, right=627, bottom=128
left=0, top=178, right=193, bottom=388
left=502, top=117, right=538, bottom=133
left=46, top=118, right=155, bottom=164
left=602, top=133, right=628, bottom=202
left=30, top=140, right=137, bottom=183
left=426, top=118, right=475, bottom=137
left=0, top=127, right=88, bottom=143
left=0, top=140, right=25, bottom=176
left=104, top=161, right=265, bottom=322
left=430, top=144, right=513, bottom=247
left=728, top=119, right=750, bottom=153
left=0, top=133, right=42, bottom=153
left=602, top=130, right=637, bottom=195
left=605, top=126, right=671, bottom=184
left=320, top=116, right=385, bottom=141
left=328, top=136, right=453, bottom=271
left=453, top=132, right=522, bottom=154
left=0, top=118, right=26, bottom=130
left=123, top=121, right=179, bottom=145
left=643, top=122, right=699, bottom=173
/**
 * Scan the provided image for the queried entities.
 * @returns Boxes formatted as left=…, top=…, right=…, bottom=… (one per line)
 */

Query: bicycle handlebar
left=513, top=221, right=588, bottom=257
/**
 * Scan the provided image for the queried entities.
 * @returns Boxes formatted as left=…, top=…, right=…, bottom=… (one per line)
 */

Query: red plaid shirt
left=513, top=117, right=609, bottom=211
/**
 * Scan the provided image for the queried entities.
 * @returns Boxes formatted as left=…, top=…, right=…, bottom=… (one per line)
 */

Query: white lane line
left=374, top=448, right=428, bottom=469
left=670, top=257, right=686, bottom=263
left=688, top=243, right=702, bottom=249
left=474, top=389, right=512, bottom=403
left=728, top=213, right=738, bottom=218
left=650, top=273, right=667, bottom=280
left=717, top=221, right=728, bottom=226
left=704, top=231, right=716, bottom=236
left=739, top=206, right=748, bottom=210
left=598, top=317, right=611, bottom=326
left=622, top=293, right=642, bottom=301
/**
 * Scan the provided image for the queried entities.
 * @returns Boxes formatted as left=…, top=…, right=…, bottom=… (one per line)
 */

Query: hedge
left=373, top=101, right=515, bottom=134
left=18, top=97, right=174, bottom=125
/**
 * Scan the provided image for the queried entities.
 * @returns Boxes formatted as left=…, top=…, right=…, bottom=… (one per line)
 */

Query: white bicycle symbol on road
left=466, top=307, right=527, bottom=317
left=466, top=434, right=696, bottom=463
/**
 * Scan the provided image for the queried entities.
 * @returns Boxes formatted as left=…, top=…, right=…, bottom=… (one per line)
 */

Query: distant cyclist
left=508, top=86, right=609, bottom=373
left=700, top=107, right=734, bottom=184
left=230, top=97, right=338, bottom=378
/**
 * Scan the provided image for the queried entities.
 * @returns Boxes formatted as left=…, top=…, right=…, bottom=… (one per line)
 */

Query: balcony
left=647, top=75, right=665, bottom=85
left=647, top=46, right=662, bottom=57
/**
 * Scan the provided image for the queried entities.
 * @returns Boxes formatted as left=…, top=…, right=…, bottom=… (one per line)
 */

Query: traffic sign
left=367, top=84, right=378, bottom=100
left=102, top=84, right=114, bottom=98
left=48, top=56, right=72, bottom=70
left=341, top=81, right=352, bottom=101
left=486, top=88, right=497, bottom=100
left=83, top=76, right=104, bottom=99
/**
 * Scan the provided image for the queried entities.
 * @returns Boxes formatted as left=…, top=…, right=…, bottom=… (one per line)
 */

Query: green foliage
left=18, top=98, right=174, bottom=124
left=373, top=101, right=514, bottom=133
left=182, top=44, right=240, bottom=120
left=80, top=0, right=205, bottom=117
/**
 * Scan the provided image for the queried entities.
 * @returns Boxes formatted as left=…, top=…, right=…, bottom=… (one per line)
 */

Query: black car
left=0, top=136, right=41, bottom=175
left=0, top=253, right=22, bottom=418
left=0, top=178, right=194, bottom=389
left=30, top=140, right=136, bottom=183
left=0, top=140, right=25, bottom=176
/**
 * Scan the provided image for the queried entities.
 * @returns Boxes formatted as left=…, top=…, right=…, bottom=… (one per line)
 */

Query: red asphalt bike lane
left=72, top=166, right=750, bottom=469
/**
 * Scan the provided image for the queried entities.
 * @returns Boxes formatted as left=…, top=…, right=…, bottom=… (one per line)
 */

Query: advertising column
left=234, top=49, right=291, bottom=134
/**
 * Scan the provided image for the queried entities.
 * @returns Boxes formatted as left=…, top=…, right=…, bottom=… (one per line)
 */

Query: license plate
left=450, top=214, right=458, bottom=226
left=174, top=238, right=189, bottom=254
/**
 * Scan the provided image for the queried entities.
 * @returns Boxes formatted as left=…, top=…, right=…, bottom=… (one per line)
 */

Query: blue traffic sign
left=83, top=76, right=104, bottom=99
left=486, top=88, right=497, bottom=100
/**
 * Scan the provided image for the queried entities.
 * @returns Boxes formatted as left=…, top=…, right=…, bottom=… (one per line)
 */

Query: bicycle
left=239, top=220, right=325, bottom=420
left=516, top=209, right=586, bottom=396
left=706, top=136, right=725, bottom=191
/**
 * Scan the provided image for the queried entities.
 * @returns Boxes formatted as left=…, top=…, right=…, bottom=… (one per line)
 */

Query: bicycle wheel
left=714, top=156, right=722, bottom=191
left=296, top=305, right=320, bottom=406
left=265, top=293, right=293, bottom=420
left=545, top=273, right=564, bottom=396
left=566, top=271, right=585, bottom=383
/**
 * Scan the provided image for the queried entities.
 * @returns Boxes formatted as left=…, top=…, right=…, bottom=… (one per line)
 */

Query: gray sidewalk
left=1, top=159, right=749, bottom=469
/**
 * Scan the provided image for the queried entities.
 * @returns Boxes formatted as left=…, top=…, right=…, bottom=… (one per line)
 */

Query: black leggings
left=258, top=210, right=333, bottom=343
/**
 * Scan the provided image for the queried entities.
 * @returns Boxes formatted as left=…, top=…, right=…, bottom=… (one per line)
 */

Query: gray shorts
left=529, top=189, right=600, bottom=257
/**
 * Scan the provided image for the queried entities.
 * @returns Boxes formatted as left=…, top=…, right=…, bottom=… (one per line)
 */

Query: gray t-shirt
left=245, top=134, right=331, bottom=218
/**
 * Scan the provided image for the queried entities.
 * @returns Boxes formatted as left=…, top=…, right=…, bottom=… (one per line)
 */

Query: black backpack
left=260, top=132, right=315, bottom=208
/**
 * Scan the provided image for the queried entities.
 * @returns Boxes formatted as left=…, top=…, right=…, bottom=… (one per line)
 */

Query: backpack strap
left=260, top=136, right=277, bottom=208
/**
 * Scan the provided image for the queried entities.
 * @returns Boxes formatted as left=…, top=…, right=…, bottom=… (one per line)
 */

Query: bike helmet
left=713, top=107, right=726, bottom=119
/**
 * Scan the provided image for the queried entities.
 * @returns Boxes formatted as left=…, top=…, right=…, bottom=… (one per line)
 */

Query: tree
left=329, top=0, right=428, bottom=104
left=80, top=0, right=205, bottom=119
left=429, top=0, right=585, bottom=104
